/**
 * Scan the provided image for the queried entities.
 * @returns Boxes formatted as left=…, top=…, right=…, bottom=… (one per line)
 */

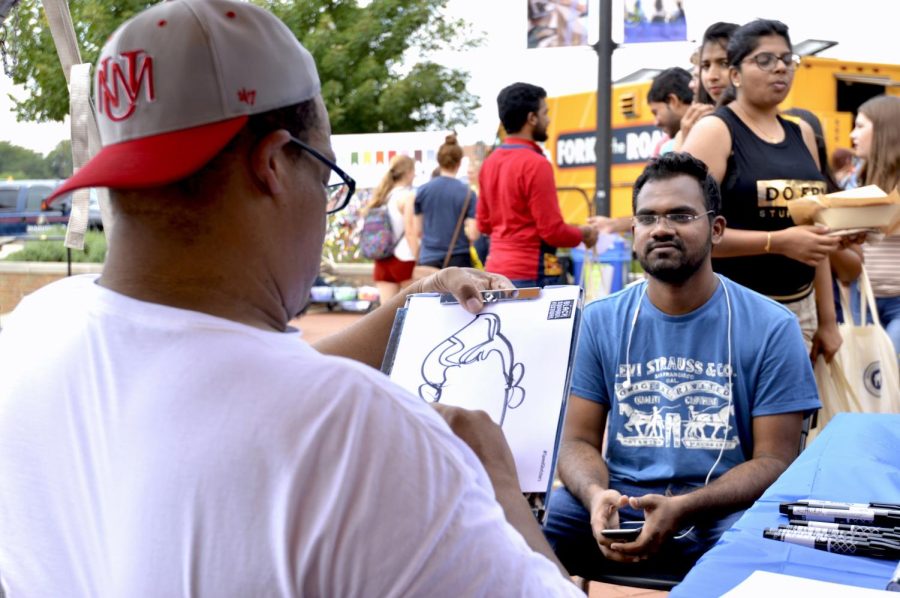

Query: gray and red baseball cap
left=48, top=0, right=320, bottom=202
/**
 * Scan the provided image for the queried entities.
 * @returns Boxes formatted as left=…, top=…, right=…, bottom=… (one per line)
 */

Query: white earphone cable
left=621, top=276, right=733, bottom=540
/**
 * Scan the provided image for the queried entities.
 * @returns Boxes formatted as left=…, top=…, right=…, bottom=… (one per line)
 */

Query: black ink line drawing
left=419, top=313, right=525, bottom=425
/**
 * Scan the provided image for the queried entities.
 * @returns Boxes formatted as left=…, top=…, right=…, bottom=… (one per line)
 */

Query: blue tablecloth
left=671, top=413, right=900, bottom=596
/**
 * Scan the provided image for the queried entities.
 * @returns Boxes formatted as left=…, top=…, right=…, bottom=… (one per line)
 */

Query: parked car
left=87, top=190, right=103, bottom=231
left=55, top=188, right=104, bottom=231
left=0, top=179, right=67, bottom=237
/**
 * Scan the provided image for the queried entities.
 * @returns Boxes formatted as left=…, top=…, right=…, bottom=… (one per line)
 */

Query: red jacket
left=477, top=137, right=582, bottom=280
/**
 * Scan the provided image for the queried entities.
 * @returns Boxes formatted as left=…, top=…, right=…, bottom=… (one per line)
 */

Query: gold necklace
left=732, top=103, right=782, bottom=143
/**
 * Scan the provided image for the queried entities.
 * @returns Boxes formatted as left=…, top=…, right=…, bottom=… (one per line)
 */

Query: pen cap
left=887, top=559, right=900, bottom=592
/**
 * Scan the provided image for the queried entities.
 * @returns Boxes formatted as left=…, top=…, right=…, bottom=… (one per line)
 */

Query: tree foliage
left=0, top=141, right=51, bottom=179
left=45, top=140, right=73, bottom=178
left=6, top=0, right=480, bottom=133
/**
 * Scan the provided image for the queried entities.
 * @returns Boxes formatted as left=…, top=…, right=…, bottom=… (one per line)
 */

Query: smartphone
left=600, top=527, right=642, bottom=541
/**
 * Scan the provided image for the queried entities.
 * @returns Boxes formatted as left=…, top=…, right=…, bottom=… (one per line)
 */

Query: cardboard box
left=788, top=185, right=900, bottom=233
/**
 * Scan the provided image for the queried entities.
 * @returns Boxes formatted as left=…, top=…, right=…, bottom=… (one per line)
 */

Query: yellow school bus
left=547, top=55, right=900, bottom=224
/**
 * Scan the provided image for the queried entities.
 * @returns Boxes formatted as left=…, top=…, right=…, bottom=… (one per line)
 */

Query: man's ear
left=711, top=215, right=727, bottom=245
left=249, top=129, right=294, bottom=197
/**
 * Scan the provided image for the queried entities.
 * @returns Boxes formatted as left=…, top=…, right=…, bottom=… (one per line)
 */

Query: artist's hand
left=679, top=103, right=715, bottom=141
left=432, top=403, right=520, bottom=491
left=605, top=494, right=685, bottom=561
left=772, top=225, right=840, bottom=267
left=811, top=320, right=842, bottom=363
left=410, top=268, right=513, bottom=314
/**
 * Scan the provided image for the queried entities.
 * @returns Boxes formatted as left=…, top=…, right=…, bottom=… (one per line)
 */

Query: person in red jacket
left=478, top=82, right=598, bottom=287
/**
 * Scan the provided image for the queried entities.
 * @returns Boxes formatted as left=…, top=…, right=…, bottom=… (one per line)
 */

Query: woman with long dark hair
left=697, top=22, right=739, bottom=106
left=683, top=19, right=842, bottom=360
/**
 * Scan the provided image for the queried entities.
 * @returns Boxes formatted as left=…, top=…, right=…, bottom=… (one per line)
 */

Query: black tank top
left=712, top=106, right=827, bottom=300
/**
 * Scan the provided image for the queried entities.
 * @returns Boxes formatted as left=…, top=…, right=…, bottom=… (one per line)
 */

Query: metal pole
left=592, top=0, right=616, bottom=217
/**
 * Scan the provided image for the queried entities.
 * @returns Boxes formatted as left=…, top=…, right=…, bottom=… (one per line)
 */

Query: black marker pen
left=764, top=529, right=900, bottom=560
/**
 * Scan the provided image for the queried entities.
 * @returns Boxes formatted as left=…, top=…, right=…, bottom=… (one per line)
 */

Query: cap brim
left=47, top=116, right=249, bottom=203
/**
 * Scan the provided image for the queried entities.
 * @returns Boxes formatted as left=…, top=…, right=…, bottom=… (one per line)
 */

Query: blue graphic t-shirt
left=571, top=277, right=820, bottom=491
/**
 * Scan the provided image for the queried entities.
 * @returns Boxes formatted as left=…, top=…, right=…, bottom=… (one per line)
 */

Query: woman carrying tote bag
left=852, top=96, right=900, bottom=365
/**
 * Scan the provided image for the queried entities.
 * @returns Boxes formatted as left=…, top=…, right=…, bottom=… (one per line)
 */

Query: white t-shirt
left=387, top=185, right=416, bottom=262
left=0, top=275, right=578, bottom=597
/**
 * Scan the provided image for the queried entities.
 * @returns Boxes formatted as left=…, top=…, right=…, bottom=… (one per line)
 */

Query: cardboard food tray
left=787, top=185, right=900, bottom=233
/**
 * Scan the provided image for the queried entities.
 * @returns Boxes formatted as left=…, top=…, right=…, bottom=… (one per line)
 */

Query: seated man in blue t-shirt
left=543, top=152, right=820, bottom=581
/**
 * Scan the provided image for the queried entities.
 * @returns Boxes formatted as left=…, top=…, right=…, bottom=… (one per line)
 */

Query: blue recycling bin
left=570, top=235, right=631, bottom=294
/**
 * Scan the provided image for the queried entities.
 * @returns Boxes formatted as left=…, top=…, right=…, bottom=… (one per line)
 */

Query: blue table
left=672, top=413, right=900, bottom=596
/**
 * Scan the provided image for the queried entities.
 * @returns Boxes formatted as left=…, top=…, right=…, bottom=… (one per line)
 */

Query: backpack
left=359, top=205, right=397, bottom=260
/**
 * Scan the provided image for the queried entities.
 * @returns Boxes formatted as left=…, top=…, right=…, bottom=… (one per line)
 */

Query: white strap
left=837, top=267, right=882, bottom=328
left=42, top=0, right=112, bottom=247
left=41, top=0, right=81, bottom=72
left=858, top=266, right=882, bottom=328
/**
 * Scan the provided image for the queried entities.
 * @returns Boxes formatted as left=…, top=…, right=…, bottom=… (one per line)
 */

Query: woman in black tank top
left=682, top=19, right=843, bottom=363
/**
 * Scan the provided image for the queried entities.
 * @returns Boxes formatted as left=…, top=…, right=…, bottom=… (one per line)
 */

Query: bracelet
left=764, top=232, right=772, bottom=253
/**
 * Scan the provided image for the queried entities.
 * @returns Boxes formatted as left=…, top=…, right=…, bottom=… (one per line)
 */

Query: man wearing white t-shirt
left=0, top=2, right=579, bottom=596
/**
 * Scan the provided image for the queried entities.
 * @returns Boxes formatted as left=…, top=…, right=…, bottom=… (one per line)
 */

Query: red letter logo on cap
left=97, top=50, right=155, bottom=122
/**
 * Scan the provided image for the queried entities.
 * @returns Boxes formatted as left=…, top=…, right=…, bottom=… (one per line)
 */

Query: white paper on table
left=723, top=570, right=895, bottom=597
left=386, top=285, right=582, bottom=492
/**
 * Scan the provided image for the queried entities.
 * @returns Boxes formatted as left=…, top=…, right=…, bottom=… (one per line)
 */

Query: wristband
left=764, top=232, right=772, bottom=253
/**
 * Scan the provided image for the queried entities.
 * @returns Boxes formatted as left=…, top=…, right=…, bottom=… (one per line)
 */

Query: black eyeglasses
left=288, top=135, right=356, bottom=214
left=632, top=210, right=714, bottom=227
left=743, top=52, right=801, bottom=72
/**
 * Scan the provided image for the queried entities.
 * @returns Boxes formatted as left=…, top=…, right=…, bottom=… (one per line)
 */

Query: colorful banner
left=528, top=1, right=589, bottom=48
left=623, top=0, right=686, bottom=44
left=329, top=131, right=455, bottom=190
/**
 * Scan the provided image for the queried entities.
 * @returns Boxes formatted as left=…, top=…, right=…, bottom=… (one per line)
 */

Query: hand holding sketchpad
left=383, top=285, right=583, bottom=493
left=788, top=185, right=900, bottom=232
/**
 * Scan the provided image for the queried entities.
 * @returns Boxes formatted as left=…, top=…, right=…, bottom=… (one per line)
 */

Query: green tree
left=7, top=0, right=480, bottom=133
left=0, top=141, right=51, bottom=179
left=45, top=140, right=73, bottom=178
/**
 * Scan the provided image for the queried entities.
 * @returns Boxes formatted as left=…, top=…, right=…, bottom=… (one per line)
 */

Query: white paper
left=723, top=570, right=895, bottom=597
left=388, top=286, right=582, bottom=492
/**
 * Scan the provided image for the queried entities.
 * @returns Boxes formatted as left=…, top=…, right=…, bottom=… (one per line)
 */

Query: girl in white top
left=852, top=95, right=900, bottom=361
left=364, top=155, right=419, bottom=302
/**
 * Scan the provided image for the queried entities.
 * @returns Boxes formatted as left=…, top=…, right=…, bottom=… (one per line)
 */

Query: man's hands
left=771, top=225, right=840, bottom=266
left=589, top=489, right=626, bottom=557
left=434, top=403, right=570, bottom=574
left=408, top=268, right=514, bottom=314
left=590, top=490, right=686, bottom=563
left=580, top=225, right=599, bottom=249
left=433, top=404, right=520, bottom=490
left=587, top=215, right=632, bottom=235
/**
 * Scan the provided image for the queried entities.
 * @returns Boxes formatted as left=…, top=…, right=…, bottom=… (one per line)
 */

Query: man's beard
left=533, top=123, right=548, bottom=143
left=638, top=234, right=711, bottom=284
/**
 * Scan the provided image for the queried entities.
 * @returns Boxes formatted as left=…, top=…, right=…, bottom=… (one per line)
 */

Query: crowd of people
left=0, top=0, right=897, bottom=594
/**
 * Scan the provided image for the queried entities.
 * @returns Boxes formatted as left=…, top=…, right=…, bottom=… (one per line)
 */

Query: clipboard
left=381, top=285, right=584, bottom=497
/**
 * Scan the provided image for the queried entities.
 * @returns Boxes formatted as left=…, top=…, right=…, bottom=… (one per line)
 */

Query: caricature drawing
left=418, top=313, right=526, bottom=426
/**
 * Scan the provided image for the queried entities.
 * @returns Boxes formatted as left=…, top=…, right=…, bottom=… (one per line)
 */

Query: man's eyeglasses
left=743, top=52, right=801, bottom=72
left=288, top=135, right=356, bottom=214
left=632, top=210, right=714, bottom=227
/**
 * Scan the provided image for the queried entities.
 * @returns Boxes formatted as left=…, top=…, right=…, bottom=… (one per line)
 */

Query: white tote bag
left=815, top=268, right=900, bottom=428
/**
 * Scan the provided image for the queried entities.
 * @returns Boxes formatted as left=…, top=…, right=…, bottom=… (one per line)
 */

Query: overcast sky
left=2, top=0, right=898, bottom=156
